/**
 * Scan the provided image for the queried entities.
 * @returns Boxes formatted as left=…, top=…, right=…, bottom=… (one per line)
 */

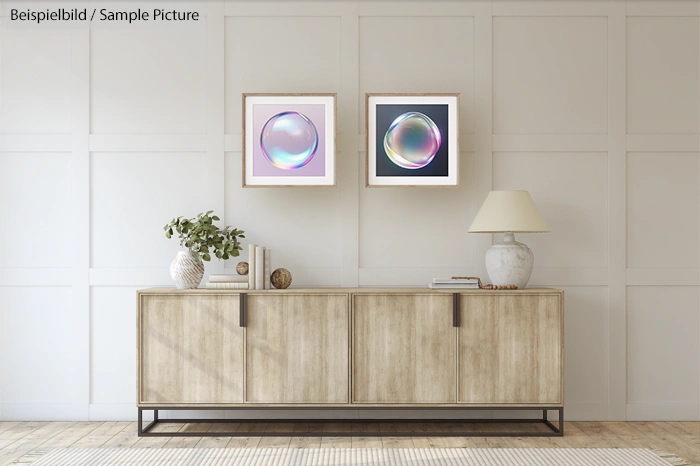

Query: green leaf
left=203, top=253, right=211, bottom=261
left=212, top=216, right=220, bottom=221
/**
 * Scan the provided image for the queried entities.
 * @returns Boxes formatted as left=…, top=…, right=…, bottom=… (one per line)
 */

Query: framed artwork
left=366, top=93, right=459, bottom=187
left=243, top=93, right=336, bottom=187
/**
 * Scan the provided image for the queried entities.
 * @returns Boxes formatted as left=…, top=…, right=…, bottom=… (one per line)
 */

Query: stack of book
left=205, top=274, right=249, bottom=289
left=248, top=244, right=272, bottom=290
left=428, top=278, right=480, bottom=289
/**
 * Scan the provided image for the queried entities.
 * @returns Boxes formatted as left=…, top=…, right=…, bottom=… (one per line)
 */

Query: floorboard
left=0, top=421, right=696, bottom=465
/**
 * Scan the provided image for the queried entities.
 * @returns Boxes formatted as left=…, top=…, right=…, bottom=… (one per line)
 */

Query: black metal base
left=137, top=407, right=563, bottom=437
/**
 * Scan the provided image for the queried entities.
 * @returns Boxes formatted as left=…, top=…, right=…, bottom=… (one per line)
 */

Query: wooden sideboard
left=136, top=288, right=564, bottom=437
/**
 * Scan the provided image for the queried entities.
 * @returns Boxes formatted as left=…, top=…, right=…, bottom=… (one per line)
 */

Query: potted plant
left=164, top=211, right=245, bottom=289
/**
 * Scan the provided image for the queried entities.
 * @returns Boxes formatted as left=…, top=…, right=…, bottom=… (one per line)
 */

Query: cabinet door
left=245, top=294, right=349, bottom=403
left=459, top=294, right=563, bottom=404
left=353, top=294, right=456, bottom=404
left=138, top=294, right=243, bottom=404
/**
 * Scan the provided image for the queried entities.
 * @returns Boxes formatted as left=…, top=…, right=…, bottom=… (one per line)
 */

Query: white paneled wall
left=0, top=0, right=698, bottom=422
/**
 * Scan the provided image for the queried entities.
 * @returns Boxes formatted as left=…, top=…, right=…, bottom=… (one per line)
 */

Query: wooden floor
left=0, top=421, right=696, bottom=465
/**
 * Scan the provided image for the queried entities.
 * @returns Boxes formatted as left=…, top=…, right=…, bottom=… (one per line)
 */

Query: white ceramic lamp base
left=485, top=232, right=534, bottom=289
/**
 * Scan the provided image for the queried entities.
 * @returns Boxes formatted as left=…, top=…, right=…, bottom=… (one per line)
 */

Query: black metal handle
left=240, top=293, right=247, bottom=327
left=453, top=293, right=460, bottom=327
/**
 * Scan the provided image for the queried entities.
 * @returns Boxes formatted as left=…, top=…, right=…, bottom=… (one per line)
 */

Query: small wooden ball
left=236, top=262, right=249, bottom=275
left=270, top=268, right=292, bottom=289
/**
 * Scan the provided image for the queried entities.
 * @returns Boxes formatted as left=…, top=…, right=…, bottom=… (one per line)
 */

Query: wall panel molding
left=359, top=2, right=479, bottom=16
left=607, top=0, right=628, bottom=422
left=493, top=0, right=611, bottom=17
left=89, top=134, right=207, bottom=152
left=225, top=1, right=345, bottom=16
left=0, top=269, right=73, bottom=287
left=565, top=402, right=611, bottom=422
left=0, top=403, right=87, bottom=421
left=626, top=402, right=700, bottom=421
left=339, top=2, right=360, bottom=287
left=626, top=134, right=700, bottom=152
left=206, top=0, right=226, bottom=280
left=492, top=134, right=608, bottom=152
left=70, top=26, right=91, bottom=421
left=473, top=0, right=493, bottom=281
left=0, top=135, right=72, bottom=152
left=626, top=0, right=700, bottom=17
left=627, top=268, right=700, bottom=286
left=528, top=267, right=609, bottom=286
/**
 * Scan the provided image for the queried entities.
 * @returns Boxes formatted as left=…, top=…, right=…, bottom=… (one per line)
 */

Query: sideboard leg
left=137, top=408, right=142, bottom=436
left=543, top=408, right=564, bottom=436
left=559, top=407, right=564, bottom=436
left=138, top=408, right=159, bottom=437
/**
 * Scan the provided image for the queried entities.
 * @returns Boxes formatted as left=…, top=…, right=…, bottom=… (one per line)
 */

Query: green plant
left=164, top=211, right=245, bottom=262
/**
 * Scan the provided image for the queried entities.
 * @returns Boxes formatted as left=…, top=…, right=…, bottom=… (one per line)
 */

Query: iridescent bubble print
left=260, top=111, right=319, bottom=170
left=383, top=112, right=441, bottom=169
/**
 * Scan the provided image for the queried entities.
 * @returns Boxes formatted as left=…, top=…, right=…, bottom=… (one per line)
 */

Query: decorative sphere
left=383, top=112, right=441, bottom=169
left=270, top=268, right=292, bottom=289
left=260, top=112, right=318, bottom=170
left=236, top=261, right=249, bottom=275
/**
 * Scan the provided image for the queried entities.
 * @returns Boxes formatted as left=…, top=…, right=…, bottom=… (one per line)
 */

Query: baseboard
left=1, top=403, right=88, bottom=421
left=626, top=402, right=700, bottom=421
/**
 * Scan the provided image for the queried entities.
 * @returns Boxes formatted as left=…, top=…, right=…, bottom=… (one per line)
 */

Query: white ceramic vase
left=170, top=250, right=204, bottom=289
left=484, top=232, right=535, bottom=289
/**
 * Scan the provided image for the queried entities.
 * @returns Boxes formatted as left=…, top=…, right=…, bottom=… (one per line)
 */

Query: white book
left=432, top=278, right=479, bottom=284
left=206, top=282, right=249, bottom=289
left=248, top=244, right=256, bottom=290
left=264, top=249, right=271, bottom=290
left=428, top=283, right=480, bottom=289
left=209, top=274, right=248, bottom=283
left=255, top=246, right=265, bottom=290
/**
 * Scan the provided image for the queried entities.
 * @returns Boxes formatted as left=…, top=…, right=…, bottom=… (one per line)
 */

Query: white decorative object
left=264, top=249, right=271, bottom=290
left=255, top=246, right=265, bottom=290
left=170, top=251, right=204, bottom=289
left=469, top=190, right=550, bottom=289
left=248, top=244, right=256, bottom=290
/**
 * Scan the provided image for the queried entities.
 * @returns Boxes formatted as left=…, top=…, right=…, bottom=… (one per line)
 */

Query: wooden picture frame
left=365, top=93, right=460, bottom=187
left=243, top=93, right=337, bottom=187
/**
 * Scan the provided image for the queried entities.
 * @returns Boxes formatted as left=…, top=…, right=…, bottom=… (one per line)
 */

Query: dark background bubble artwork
left=375, top=103, right=449, bottom=177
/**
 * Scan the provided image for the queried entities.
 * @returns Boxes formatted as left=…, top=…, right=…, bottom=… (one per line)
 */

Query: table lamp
left=468, top=190, right=550, bottom=289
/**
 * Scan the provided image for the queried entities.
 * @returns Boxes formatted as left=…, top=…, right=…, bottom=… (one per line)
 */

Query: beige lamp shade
left=469, top=190, right=550, bottom=233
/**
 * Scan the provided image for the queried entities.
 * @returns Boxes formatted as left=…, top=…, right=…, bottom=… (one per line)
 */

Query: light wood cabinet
left=352, top=294, right=456, bottom=403
left=138, top=294, right=243, bottom=404
left=245, top=294, right=349, bottom=403
left=458, top=294, right=563, bottom=404
left=137, top=288, right=563, bottom=409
